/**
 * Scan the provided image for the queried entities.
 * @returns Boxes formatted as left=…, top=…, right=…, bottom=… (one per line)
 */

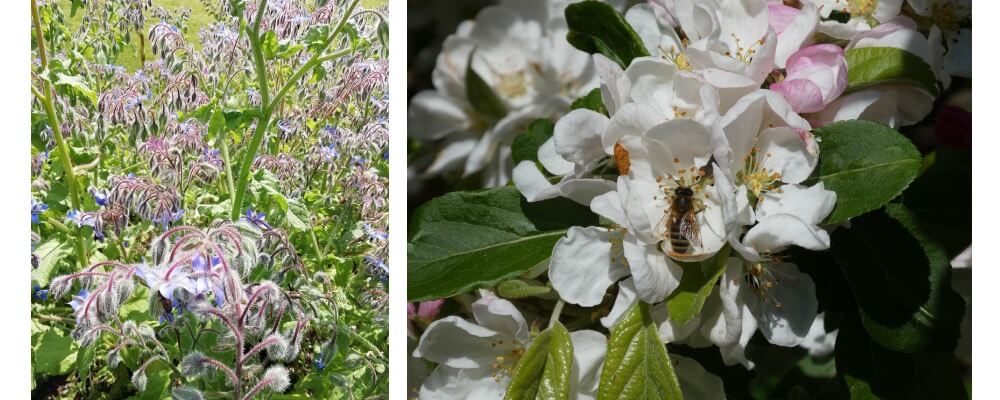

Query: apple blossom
left=770, top=44, right=849, bottom=113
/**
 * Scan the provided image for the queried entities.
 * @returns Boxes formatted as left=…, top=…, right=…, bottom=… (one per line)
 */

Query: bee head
left=674, top=186, right=694, bottom=196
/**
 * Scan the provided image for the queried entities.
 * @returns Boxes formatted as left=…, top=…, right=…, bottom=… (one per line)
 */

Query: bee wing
left=655, top=209, right=671, bottom=240
left=678, top=212, right=702, bottom=249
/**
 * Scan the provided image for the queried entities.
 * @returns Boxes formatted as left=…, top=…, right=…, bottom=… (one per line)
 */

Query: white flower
left=413, top=292, right=606, bottom=399
left=409, top=0, right=597, bottom=186
left=809, top=0, right=904, bottom=39
left=548, top=118, right=733, bottom=306
left=513, top=54, right=720, bottom=205
left=625, top=1, right=778, bottom=108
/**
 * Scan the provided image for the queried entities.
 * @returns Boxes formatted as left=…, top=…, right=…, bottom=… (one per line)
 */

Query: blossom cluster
left=408, top=0, right=969, bottom=397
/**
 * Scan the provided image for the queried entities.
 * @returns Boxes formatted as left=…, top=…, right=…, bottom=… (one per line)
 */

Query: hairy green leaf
left=811, top=120, right=921, bottom=224
left=33, top=238, right=74, bottom=287
left=598, top=302, right=682, bottom=400
left=505, top=322, right=574, bottom=400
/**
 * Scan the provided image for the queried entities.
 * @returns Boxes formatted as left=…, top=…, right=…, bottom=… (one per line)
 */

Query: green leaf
left=377, top=17, right=388, bottom=50
left=845, top=47, right=940, bottom=96
left=902, top=150, right=971, bottom=258
left=207, top=106, right=226, bottom=144
left=835, top=313, right=967, bottom=400
left=76, top=344, right=95, bottom=382
left=172, top=386, right=205, bottom=400
left=303, top=24, right=332, bottom=55
left=811, top=120, right=921, bottom=224
left=497, top=279, right=554, bottom=299
left=565, top=1, right=650, bottom=69
left=598, top=302, right=683, bottom=400
left=32, top=238, right=74, bottom=287
left=511, top=119, right=555, bottom=165
left=32, top=327, right=78, bottom=376
left=665, top=246, right=730, bottom=325
left=831, top=204, right=965, bottom=353
left=54, top=73, right=98, bottom=104
left=504, top=322, right=574, bottom=400
left=570, top=88, right=608, bottom=116
left=261, top=31, right=279, bottom=60
left=285, top=198, right=311, bottom=230
left=465, top=50, right=508, bottom=121
left=408, top=186, right=598, bottom=301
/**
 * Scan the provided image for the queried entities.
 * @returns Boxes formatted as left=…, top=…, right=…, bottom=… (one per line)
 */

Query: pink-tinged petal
left=418, top=299, right=446, bottom=321
left=784, top=44, right=848, bottom=104
left=771, top=78, right=824, bottom=113
left=407, top=303, right=417, bottom=319
left=767, top=2, right=799, bottom=36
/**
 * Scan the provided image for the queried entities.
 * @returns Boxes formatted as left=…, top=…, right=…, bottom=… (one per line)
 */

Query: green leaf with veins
left=810, top=120, right=921, bottom=224
left=504, top=321, right=574, bottom=400
left=408, top=186, right=597, bottom=301
left=845, top=47, right=940, bottom=96
left=598, top=302, right=682, bottom=400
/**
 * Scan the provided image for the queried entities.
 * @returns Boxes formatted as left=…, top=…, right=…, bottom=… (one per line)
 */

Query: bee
left=658, top=161, right=714, bottom=257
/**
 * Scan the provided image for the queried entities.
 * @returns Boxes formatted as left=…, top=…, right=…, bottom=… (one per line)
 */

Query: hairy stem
left=32, top=0, right=89, bottom=266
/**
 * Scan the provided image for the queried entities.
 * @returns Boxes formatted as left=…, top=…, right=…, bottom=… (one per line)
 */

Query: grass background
left=57, top=0, right=386, bottom=70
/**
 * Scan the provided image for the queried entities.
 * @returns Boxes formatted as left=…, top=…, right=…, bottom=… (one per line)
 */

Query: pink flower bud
left=408, top=299, right=445, bottom=322
left=771, top=44, right=848, bottom=114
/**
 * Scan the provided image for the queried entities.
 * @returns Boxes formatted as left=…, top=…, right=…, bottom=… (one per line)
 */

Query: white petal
left=512, top=161, right=561, bottom=202
left=745, top=213, right=830, bottom=252
left=553, top=109, right=610, bottom=165
left=600, top=277, right=639, bottom=329
left=624, top=57, right=678, bottom=116
left=623, top=236, right=683, bottom=303
left=700, top=258, right=744, bottom=347
left=409, top=91, right=470, bottom=140
left=799, top=312, right=838, bottom=357
left=538, top=137, right=574, bottom=176
left=419, top=365, right=506, bottom=400
left=774, top=4, right=819, bottom=69
left=426, top=135, right=477, bottom=176
left=414, top=316, right=510, bottom=369
left=757, top=182, right=836, bottom=226
left=594, top=54, right=629, bottom=115
left=569, top=330, right=607, bottom=398
left=719, top=302, right=757, bottom=369
left=549, top=227, right=629, bottom=307
left=642, top=119, right=714, bottom=177
left=472, top=294, right=531, bottom=342
left=674, top=355, right=727, bottom=400
left=590, top=189, right=628, bottom=228
left=626, top=4, right=684, bottom=56
left=757, top=127, right=818, bottom=184
left=602, top=102, right=663, bottom=154
left=747, top=262, right=818, bottom=347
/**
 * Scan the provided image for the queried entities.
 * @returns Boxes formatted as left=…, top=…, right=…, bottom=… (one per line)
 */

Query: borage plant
left=407, top=0, right=971, bottom=399
left=31, top=0, right=389, bottom=398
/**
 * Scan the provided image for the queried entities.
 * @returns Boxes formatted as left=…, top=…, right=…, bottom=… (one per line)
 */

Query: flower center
left=725, top=34, right=766, bottom=64
left=658, top=41, right=692, bottom=71
left=490, top=340, right=526, bottom=381
left=847, top=0, right=877, bottom=17
left=932, top=2, right=970, bottom=33
left=742, top=261, right=800, bottom=308
left=496, top=71, right=528, bottom=99
left=737, top=146, right=783, bottom=200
